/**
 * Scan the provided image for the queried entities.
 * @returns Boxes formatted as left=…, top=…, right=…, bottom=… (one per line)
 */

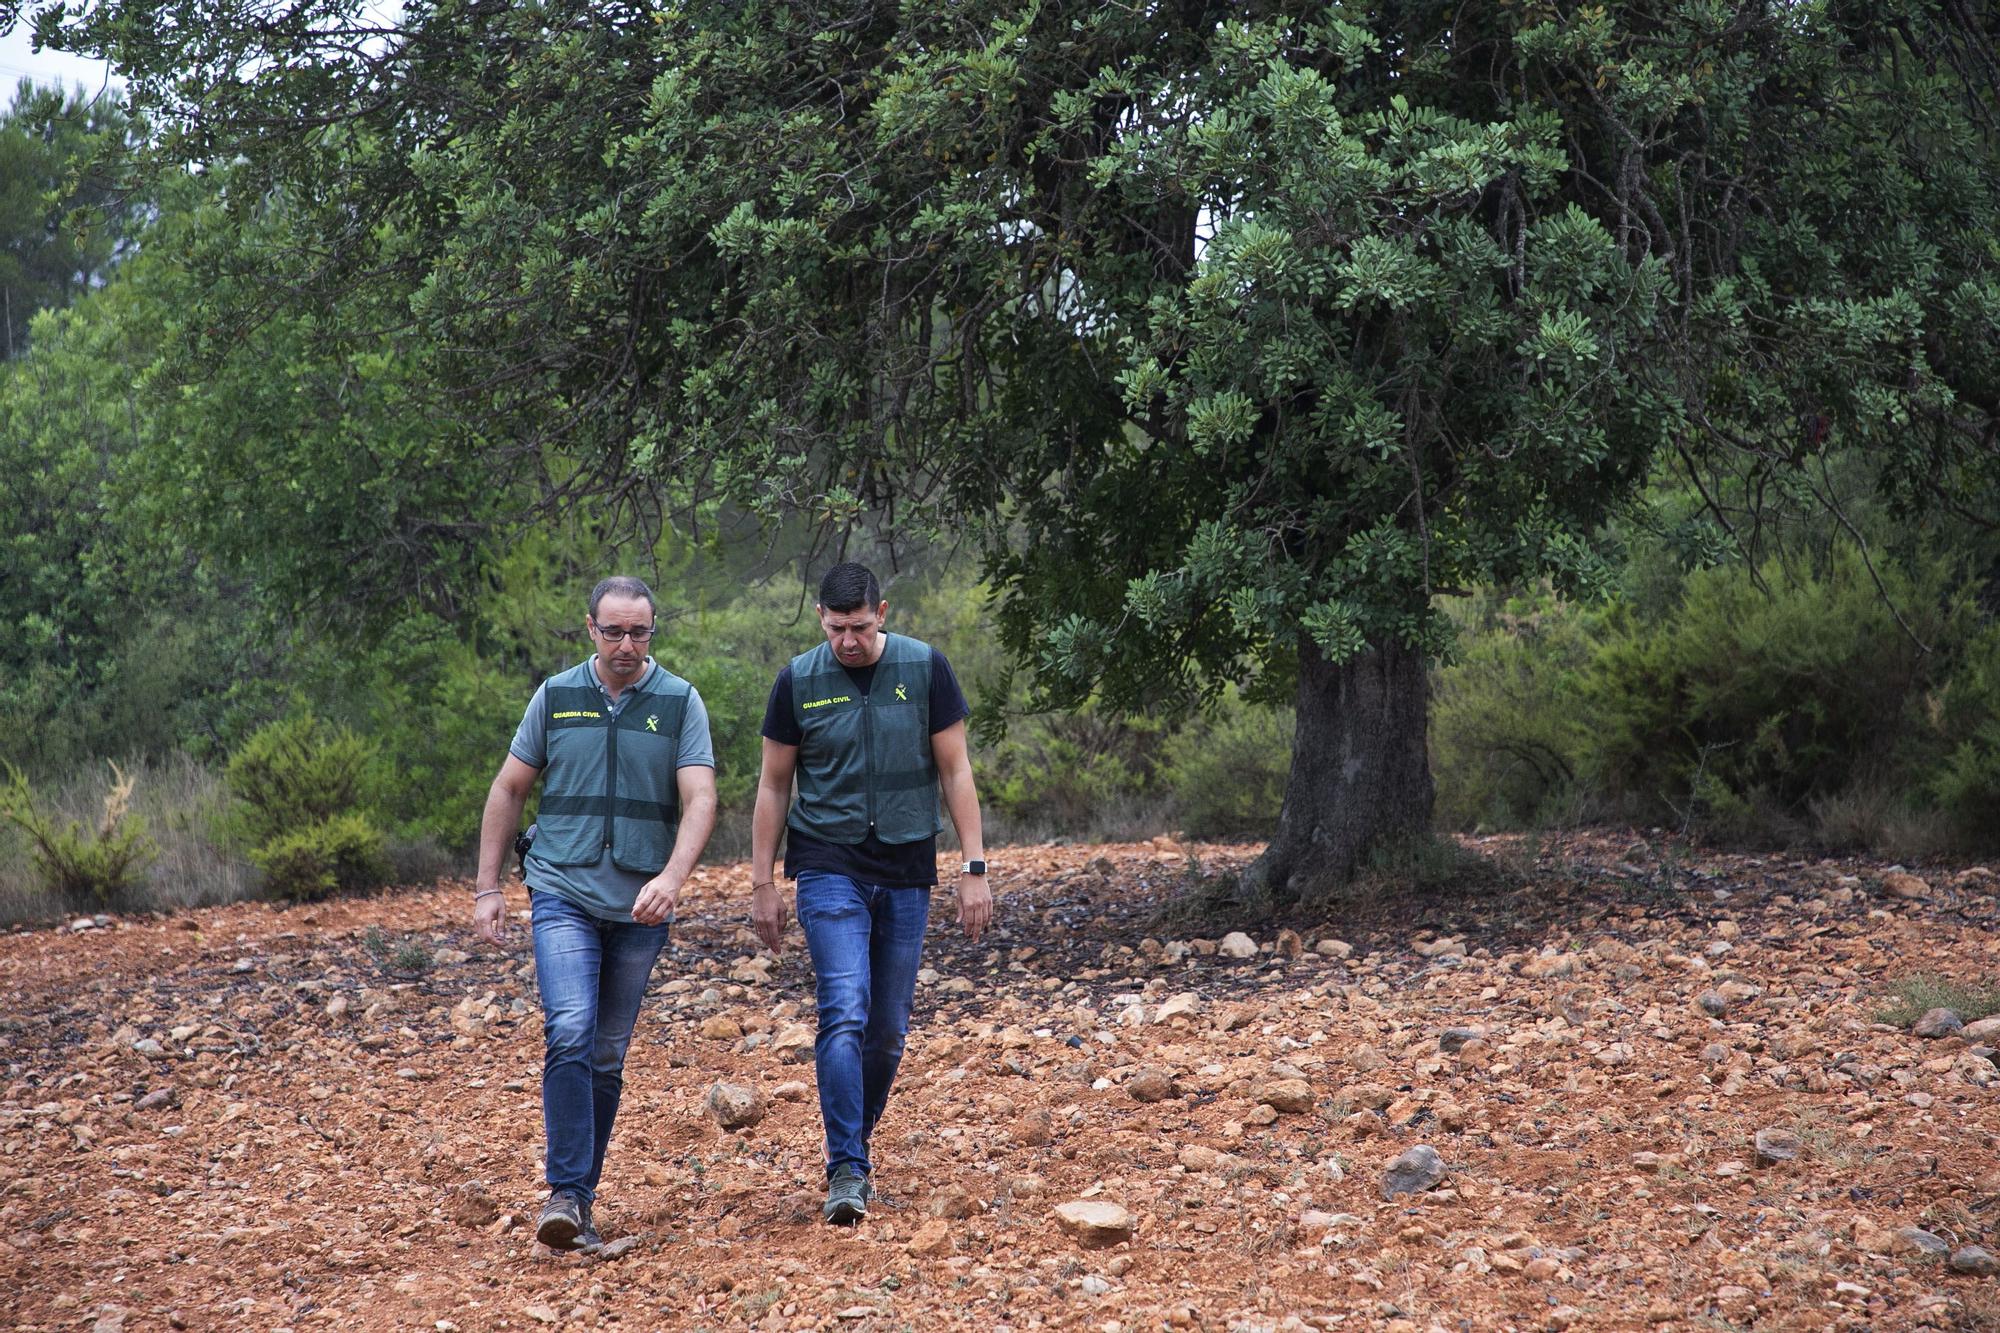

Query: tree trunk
left=1247, top=638, right=1434, bottom=900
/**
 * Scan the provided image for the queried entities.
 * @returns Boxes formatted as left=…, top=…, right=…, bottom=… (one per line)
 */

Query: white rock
left=1054, top=1200, right=1135, bottom=1248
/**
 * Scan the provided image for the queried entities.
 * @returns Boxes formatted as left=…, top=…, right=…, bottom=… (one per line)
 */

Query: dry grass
left=0, top=752, right=259, bottom=925
left=1808, top=782, right=1957, bottom=861
left=1877, top=973, right=2000, bottom=1028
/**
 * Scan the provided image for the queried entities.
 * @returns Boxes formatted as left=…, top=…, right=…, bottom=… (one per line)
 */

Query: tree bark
left=1247, top=638, right=1435, bottom=899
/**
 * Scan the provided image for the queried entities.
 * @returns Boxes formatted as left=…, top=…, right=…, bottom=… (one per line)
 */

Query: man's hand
left=956, top=873, right=993, bottom=943
left=632, top=873, right=682, bottom=926
left=751, top=880, right=789, bottom=954
left=474, top=890, right=509, bottom=947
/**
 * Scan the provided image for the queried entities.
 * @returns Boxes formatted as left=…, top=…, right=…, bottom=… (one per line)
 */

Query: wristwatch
left=960, top=859, right=987, bottom=876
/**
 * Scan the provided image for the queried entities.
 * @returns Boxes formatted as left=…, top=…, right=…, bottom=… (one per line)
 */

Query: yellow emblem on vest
left=895, top=684, right=908, bottom=701
left=646, top=714, right=659, bottom=732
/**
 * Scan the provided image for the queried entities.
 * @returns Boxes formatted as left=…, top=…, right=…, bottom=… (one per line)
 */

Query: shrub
left=1157, top=694, right=1293, bottom=840
left=251, top=812, right=389, bottom=902
left=0, top=752, right=259, bottom=925
left=1877, top=973, right=2000, bottom=1028
left=357, top=636, right=526, bottom=850
left=0, top=761, right=157, bottom=910
left=1931, top=626, right=2000, bottom=852
left=363, top=924, right=435, bottom=975
left=228, top=712, right=389, bottom=899
left=1429, top=588, right=1596, bottom=831
left=980, top=706, right=1164, bottom=840
left=1580, top=545, right=1971, bottom=834
left=227, top=712, right=379, bottom=845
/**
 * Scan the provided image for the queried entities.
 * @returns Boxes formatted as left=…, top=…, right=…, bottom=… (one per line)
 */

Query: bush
left=1426, top=540, right=1999, bottom=854
left=1430, top=589, right=1597, bottom=831
left=228, top=712, right=389, bottom=898
left=1579, top=545, right=1972, bottom=837
left=363, top=924, right=436, bottom=975
left=1157, top=694, right=1293, bottom=840
left=0, top=752, right=259, bottom=925
left=354, top=634, right=526, bottom=850
left=1877, top=973, right=2000, bottom=1028
left=251, top=812, right=389, bottom=902
left=981, top=706, right=1164, bottom=839
left=1932, top=626, right=2000, bottom=851
left=0, top=761, right=157, bottom=910
left=227, top=712, right=379, bottom=844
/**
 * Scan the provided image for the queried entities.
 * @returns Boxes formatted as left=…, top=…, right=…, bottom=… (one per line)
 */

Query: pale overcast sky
left=0, top=20, right=119, bottom=100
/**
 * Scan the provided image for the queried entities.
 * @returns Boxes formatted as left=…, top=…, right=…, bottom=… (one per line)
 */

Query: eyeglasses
left=591, top=622, right=656, bottom=643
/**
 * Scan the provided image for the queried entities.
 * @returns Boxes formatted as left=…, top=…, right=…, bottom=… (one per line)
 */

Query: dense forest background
left=4, top=1, right=1999, bottom=926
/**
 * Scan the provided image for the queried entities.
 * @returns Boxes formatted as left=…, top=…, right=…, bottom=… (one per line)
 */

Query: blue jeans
left=794, top=871, right=931, bottom=1179
left=530, top=890, right=669, bottom=1202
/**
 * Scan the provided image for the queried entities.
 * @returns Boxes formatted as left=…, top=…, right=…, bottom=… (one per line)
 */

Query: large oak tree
left=32, top=0, right=2000, bottom=892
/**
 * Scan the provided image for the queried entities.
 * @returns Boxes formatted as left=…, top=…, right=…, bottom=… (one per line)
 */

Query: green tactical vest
left=787, top=633, right=941, bottom=845
left=533, top=659, right=690, bottom=872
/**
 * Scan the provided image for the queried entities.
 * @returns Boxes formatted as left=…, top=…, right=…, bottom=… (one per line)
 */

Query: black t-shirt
left=761, top=647, right=970, bottom=887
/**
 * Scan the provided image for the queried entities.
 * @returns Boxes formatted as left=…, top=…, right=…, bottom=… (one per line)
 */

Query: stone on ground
left=1913, top=1007, right=1964, bottom=1038
left=1381, top=1145, right=1447, bottom=1198
left=705, top=1081, right=766, bottom=1130
left=1951, top=1246, right=2000, bottom=1277
left=1752, top=1127, right=1801, bottom=1165
left=1054, top=1200, right=1135, bottom=1249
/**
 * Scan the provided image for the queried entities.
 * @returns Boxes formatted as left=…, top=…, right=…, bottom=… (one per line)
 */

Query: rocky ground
left=5, top=834, right=2000, bottom=1332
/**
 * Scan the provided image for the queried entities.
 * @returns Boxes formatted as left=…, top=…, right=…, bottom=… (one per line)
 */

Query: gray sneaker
left=823, top=1165, right=869, bottom=1225
left=577, top=1199, right=602, bottom=1251
left=536, top=1189, right=585, bottom=1250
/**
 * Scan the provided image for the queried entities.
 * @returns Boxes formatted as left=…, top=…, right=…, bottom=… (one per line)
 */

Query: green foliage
left=0, top=80, right=145, bottom=358
left=1429, top=531, right=2000, bottom=854
left=1158, top=698, right=1294, bottom=842
left=361, top=924, right=433, bottom=976
left=252, top=813, right=389, bottom=904
left=0, top=196, right=266, bottom=781
left=1932, top=627, right=2000, bottom=845
left=1582, top=547, right=1971, bottom=837
left=980, top=706, right=1159, bottom=837
left=0, top=752, right=258, bottom=926
left=1430, top=590, right=1596, bottom=831
left=227, top=713, right=388, bottom=899
left=19, top=0, right=2000, bottom=882
left=326, top=621, right=535, bottom=849
left=0, top=760, right=156, bottom=909
left=226, top=712, right=377, bottom=845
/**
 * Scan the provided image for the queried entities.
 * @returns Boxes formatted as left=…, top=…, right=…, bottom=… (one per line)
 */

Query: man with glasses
left=473, top=575, right=717, bottom=1251
left=749, top=561, right=994, bottom=1225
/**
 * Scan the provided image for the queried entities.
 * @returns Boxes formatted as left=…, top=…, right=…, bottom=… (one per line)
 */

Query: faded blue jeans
left=794, top=871, right=932, bottom=1180
left=530, top=890, right=669, bottom=1202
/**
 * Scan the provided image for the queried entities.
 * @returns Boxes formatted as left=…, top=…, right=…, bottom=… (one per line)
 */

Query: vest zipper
left=603, top=701, right=620, bottom=854
left=862, top=686, right=876, bottom=830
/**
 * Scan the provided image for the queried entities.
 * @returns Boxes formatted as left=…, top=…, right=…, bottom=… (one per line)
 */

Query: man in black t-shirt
left=749, top=562, right=994, bottom=1225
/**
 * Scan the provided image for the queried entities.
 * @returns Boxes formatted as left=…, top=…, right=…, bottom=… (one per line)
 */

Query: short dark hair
left=588, top=576, right=656, bottom=621
left=817, top=562, right=881, bottom=613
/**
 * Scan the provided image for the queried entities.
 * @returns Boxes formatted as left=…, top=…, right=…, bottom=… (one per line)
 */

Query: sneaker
left=536, top=1189, right=585, bottom=1250
left=822, top=1165, right=869, bottom=1225
left=577, top=1201, right=602, bottom=1251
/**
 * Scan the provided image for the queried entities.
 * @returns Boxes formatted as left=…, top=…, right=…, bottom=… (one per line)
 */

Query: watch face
left=964, top=859, right=986, bottom=875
